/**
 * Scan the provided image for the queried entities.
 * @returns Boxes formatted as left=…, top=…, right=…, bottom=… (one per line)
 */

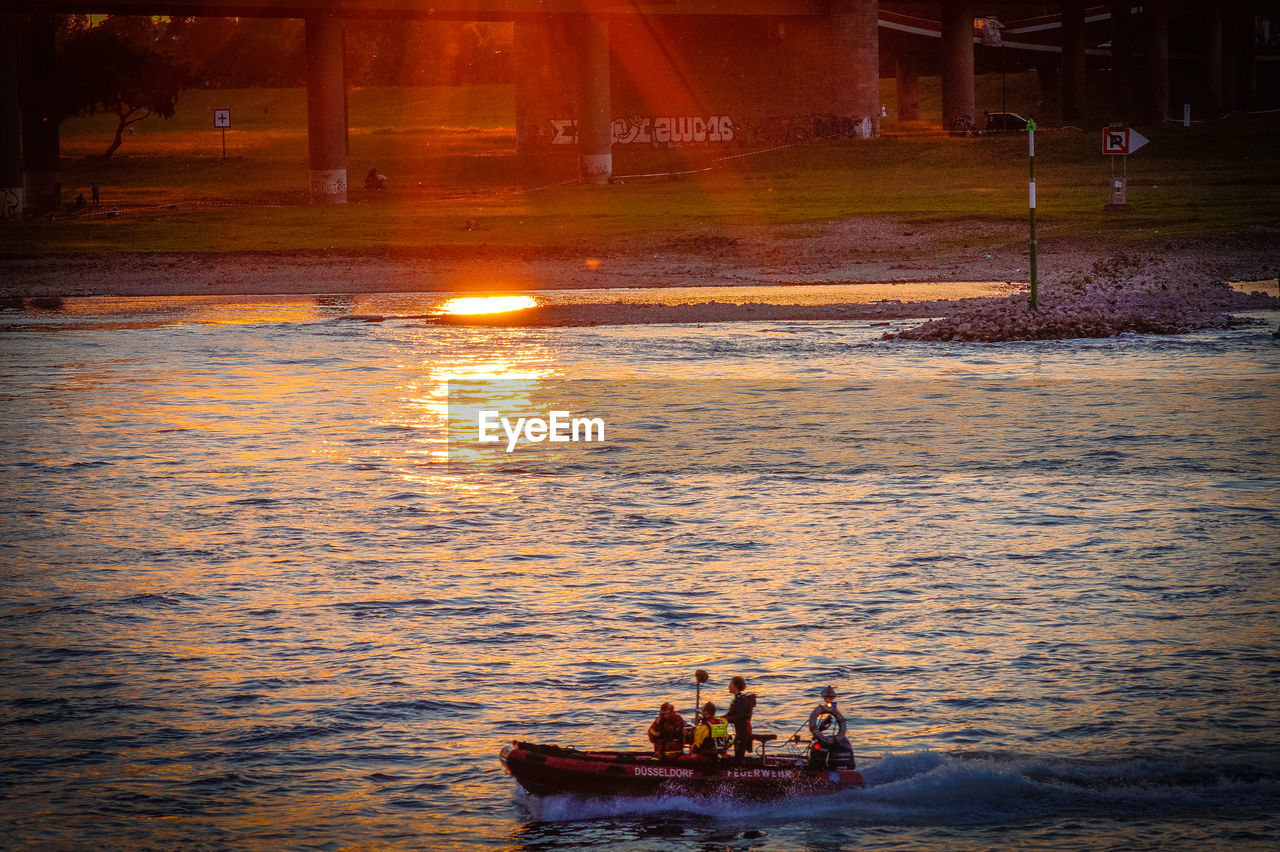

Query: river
left=2, top=289, right=1278, bottom=850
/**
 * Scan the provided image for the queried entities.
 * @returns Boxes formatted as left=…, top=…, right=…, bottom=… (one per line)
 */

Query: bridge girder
left=0, top=1, right=837, bottom=21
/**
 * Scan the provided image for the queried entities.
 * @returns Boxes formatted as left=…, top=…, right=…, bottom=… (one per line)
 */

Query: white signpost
left=213, top=109, right=231, bottom=159
left=1102, top=127, right=1149, bottom=210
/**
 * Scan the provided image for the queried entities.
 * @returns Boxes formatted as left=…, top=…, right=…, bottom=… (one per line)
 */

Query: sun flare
left=439, top=295, right=537, bottom=315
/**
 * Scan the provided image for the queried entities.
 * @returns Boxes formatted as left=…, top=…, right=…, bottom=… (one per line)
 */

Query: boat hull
left=500, top=741, right=865, bottom=799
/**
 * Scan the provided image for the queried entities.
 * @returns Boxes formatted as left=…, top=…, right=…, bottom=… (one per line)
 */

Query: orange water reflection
left=378, top=325, right=557, bottom=486
left=6, top=283, right=1021, bottom=332
left=439, top=295, right=538, bottom=315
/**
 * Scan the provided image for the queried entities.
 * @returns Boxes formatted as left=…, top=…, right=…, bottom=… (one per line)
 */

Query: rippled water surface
left=2, top=292, right=1278, bottom=850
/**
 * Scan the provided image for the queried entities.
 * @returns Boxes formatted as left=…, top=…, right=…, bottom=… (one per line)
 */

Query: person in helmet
left=691, top=701, right=729, bottom=759
left=647, top=702, right=686, bottom=760
left=807, top=685, right=855, bottom=769
left=724, top=675, right=756, bottom=763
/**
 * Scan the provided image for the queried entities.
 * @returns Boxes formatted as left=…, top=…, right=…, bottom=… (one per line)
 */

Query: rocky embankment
left=883, top=253, right=1279, bottom=342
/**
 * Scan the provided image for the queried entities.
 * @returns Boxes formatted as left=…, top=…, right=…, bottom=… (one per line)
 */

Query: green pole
left=1028, top=117, right=1038, bottom=312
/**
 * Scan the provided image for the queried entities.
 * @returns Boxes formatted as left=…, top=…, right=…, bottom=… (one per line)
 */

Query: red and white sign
left=1102, top=127, right=1149, bottom=155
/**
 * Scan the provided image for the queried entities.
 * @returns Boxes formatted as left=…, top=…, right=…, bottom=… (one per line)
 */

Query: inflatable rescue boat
left=500, top=738, right=865, bottom=799
left=501, top=676, right=865, bottom=799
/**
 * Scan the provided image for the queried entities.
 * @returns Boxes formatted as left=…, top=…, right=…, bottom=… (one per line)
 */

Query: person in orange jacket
left=647, top=702, right=686, bottom=759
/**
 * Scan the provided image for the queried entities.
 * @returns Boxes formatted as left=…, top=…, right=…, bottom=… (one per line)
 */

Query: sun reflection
left=438, top=295, right=537, bottom=315
left=368, top=322, right=561, bottom=485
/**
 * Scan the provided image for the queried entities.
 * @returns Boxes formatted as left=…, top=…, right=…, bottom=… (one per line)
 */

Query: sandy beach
left=5, top=218, right=1278, bottom=302
left=4, top=219, right=1277, bottom=341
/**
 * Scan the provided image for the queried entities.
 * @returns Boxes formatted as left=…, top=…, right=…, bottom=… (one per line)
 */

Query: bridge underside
left=10, top=1, right=835, bottom=19
left=881, top=3, right=1264, bottom=131
left=2, top=2, right=1269, bottom=214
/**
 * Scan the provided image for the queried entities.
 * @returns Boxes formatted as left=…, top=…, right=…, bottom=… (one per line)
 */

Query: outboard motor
left=808, top=738, right=856, bottom=770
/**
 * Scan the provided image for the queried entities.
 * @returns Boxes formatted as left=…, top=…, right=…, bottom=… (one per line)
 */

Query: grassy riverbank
left=3, top=79, right=1278, bottom=257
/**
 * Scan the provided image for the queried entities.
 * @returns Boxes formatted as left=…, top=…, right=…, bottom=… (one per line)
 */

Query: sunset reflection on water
left=1, top=283, right=1018, bottom=332
left=438, top=295, right=539, bottom=315
left=2, top=295, right=1278, bottom=850
left=382, top=325, right=557, bottom=474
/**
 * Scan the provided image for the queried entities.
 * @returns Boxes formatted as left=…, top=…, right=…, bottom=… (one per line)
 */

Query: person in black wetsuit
left=724, top=675, right=756, bottom=762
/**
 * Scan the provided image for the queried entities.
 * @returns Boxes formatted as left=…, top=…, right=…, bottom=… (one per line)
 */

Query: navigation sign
left=1103, top=127, right=1147, bottom=212
left=1101, top=127, right=1149, bottom=156
left=213, top=109, right=231, bottom=159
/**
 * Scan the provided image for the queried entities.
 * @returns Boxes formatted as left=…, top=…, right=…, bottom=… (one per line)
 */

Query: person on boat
left=647, top=702, right=686, bottom=760
left=691, top=701, right=730, bottom=759
left=724, top=675, right=756, bottom=762
left=807, top=685, right=855, bottom=769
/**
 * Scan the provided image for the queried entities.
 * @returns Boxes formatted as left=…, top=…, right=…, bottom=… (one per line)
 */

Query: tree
left=59, top=19, right=191, bottom=160
left=164, top=17, right=305, bottom=89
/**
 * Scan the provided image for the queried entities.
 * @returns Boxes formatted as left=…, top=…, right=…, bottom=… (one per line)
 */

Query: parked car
left=984, top=112, right=1029, bottom=133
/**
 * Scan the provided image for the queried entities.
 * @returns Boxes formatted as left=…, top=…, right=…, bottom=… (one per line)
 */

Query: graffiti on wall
left=735, top=114, right=875, bottom=145
left=529, top=115, right=737, bottom=146
left=610, top=115, right=736, bottom=145
left=517, top=113, right=875, bottom=149
left=1, top=188, right=20, bottom=220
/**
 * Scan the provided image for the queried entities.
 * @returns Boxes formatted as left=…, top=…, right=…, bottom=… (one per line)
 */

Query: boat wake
left=521, top=750, right=1280, bottom=827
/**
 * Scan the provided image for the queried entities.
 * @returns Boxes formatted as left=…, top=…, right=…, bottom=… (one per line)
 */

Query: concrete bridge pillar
left=1060, top=0, right=1088, bottom=123
left=1234, top=3, right=1257, bottom=110
left=20, top=15, right=60, bottom=215
left=1222, top=1, right=1240, bottom=109
left=1, top=16, right=22, bottom=220
left=1201, top=3, right=1225, bottom=113
left=896, top=52, right=919, bottom=122
left=831, top=0, right=880, bottom=136
left=1109, top=2, right=1136, bottom=122
left=305, top=14, right=348, bottom=204
left=1143, top=0, right=1171, bottom=123
left=940, top=0, right=975, bottom=132
left=571, top=15, right=611, bottom=184
left=1036, top=60, right=1061, bottom=121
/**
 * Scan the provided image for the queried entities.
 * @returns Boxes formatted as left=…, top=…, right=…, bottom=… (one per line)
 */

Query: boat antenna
left=694, top=669, right=709, bottom=714
left=786, top=718, right=810, bottom=744
left=786, top=688, right=824, bottom=744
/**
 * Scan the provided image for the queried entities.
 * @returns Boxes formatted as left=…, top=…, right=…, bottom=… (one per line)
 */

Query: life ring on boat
left=808, top=705, right=847, bottom=746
